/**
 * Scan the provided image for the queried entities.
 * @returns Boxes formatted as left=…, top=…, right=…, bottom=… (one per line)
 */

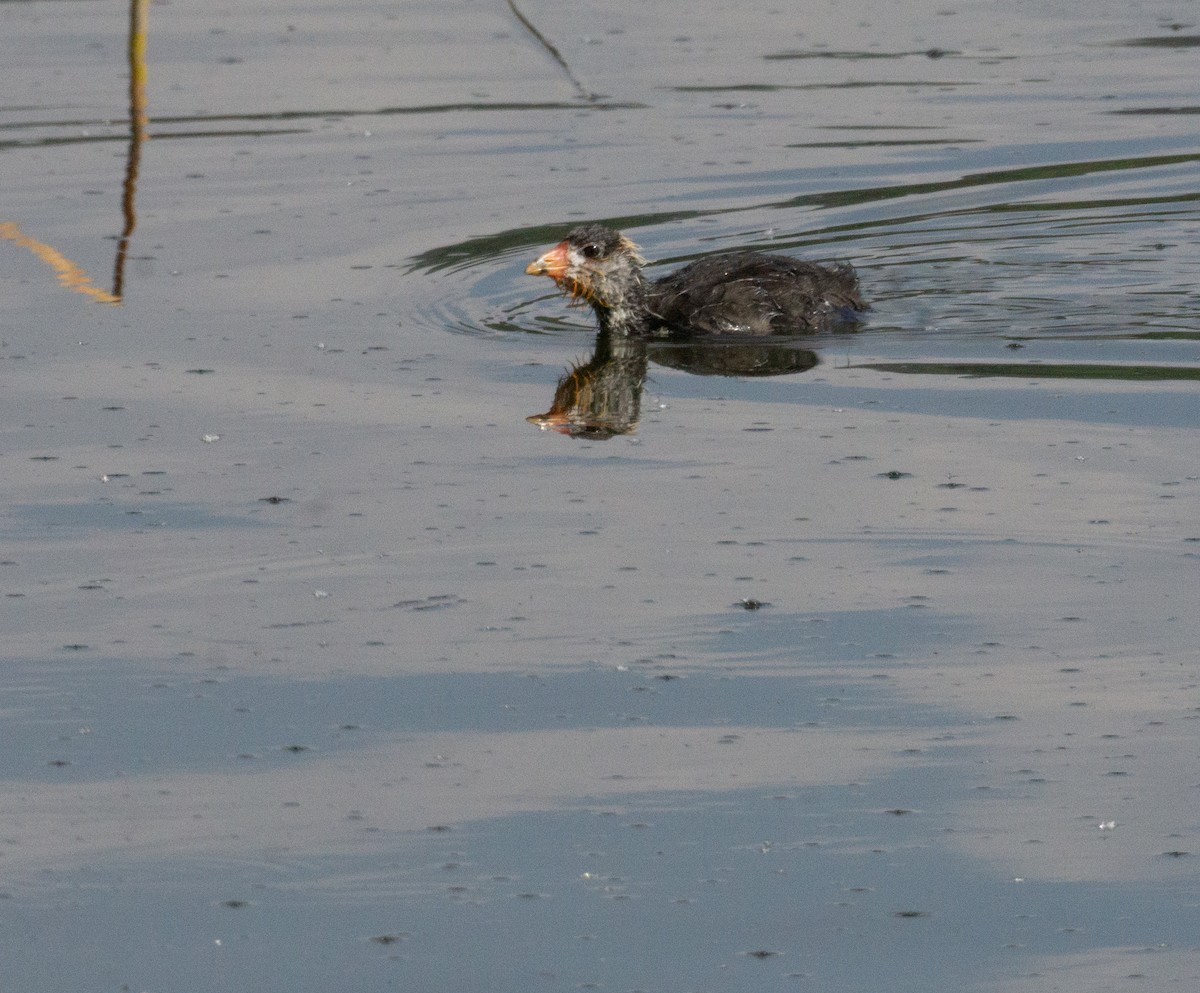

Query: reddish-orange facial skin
left=525, top=240, right=600, bottom=304
left=525, top=241, right=571, bottom=281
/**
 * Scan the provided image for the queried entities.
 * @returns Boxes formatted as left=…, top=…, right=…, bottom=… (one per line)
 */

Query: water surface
left=2, top=1, right=1198, bottom=991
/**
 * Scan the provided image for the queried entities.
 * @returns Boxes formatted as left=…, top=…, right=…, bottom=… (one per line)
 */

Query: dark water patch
left=0, top=654, right=954, bottom=785
left=0, top=101, right=646, bottom=137
left=789, top=138, right=984, bottom=149
left=1025, top=330, right=1200, bottom=342
left=0, top=100, right=645, bottom=153
left=681, top=605, right=973, bottom=670
left=670, top=80, right=979, bottom=91
left=854, top=361, right=1200, bottom=382
left=1107, top=34, right=1200, bottom=48
left=643, top=363, right=1200, bottom=429
left=763, top=48, right=963, bottom=61
left=0, top=128, right=308, bottom=152
left=800, top=150, right=1200, bottom=212
left=1109, top=106, right=1200, bottom=115
left=4, top=500, right=267, bottom=535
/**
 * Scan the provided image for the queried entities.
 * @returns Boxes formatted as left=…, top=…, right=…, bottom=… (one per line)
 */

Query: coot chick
left=526, top=224, right=866, bottom=337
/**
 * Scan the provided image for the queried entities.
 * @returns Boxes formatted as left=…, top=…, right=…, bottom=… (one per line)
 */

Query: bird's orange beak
left=525, top=241, right=570, bottom=281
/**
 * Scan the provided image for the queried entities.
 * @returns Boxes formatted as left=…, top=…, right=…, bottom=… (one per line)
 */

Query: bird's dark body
left=647, top=252, right=865, bottom=336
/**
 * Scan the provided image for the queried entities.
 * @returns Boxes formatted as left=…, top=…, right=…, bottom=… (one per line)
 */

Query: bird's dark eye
left=581, top=243, right=602, bottom=259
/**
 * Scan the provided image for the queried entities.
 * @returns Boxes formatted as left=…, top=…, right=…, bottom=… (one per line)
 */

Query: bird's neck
left=594, top=268, right=650, bottom=336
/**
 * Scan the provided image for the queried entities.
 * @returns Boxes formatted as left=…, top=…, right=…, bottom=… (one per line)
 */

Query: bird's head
left=525, top=224, right=647, bottom=311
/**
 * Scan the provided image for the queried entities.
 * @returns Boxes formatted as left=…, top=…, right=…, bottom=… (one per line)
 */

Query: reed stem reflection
left=0, top=0, right=147, bottom=304
left=113, top=0, right=149, bottom=300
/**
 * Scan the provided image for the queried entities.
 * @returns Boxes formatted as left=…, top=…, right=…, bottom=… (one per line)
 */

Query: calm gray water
left=2, top=1, right=1199, bottom=991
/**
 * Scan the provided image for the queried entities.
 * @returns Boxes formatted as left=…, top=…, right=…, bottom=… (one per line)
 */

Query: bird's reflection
left=527, top=329, right=649, bottom=439
left=528, top=330, right=820, bottom=439
left=648, top=339, right=820, bottom=378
